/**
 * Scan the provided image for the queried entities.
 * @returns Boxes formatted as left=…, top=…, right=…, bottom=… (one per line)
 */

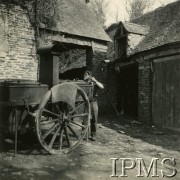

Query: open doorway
left=58, top=48, right=87, bottom=80
left=59, top=66, right=86, bottom=80
left=117, top=63, right=138, bottom=117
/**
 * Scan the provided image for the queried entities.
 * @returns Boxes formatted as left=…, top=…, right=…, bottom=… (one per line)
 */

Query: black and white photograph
left=0, top=0, right=179, bottom=179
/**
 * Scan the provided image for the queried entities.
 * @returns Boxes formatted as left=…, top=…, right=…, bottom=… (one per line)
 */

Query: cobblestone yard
left=0, top=115, right=179, bottom=180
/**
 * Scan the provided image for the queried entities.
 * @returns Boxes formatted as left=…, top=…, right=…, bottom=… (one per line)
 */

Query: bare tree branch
left=125, top=0, right=153, bottom=20
left=91, top=0, right=110, bottom=25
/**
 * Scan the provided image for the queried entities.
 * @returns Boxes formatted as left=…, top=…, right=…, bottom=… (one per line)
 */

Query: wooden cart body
left=0, top=80, right=93, bottom=154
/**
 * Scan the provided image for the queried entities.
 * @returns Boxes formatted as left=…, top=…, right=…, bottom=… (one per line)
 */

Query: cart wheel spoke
left=43, top=108, right=60, bottom=118
left=42, top=123, right=59, bottom=140
left=71, top=113, right=88, bottom=118
left=67, top=124, right=79, bottom=140
left=40, top=118, right=59, bottom=124
left=70, top=102, right=85, bottom=114
left=59, top=126, right=64, bottom=150
left=49, top=126, right=60, bottom=148
left=64, top=124, right=71, bottom=147
left=69, top=121, right=85, bottom=128
left=55, top=104, right=63, bottom=115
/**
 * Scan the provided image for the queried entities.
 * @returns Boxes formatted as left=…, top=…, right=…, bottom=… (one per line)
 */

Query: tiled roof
left=123, top=22, right=149, bottom=35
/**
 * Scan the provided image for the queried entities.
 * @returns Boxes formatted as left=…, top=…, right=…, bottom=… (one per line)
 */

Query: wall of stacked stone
left=0, top=3, right=38, bottom=80
left=92, top=49, right=116, bottom=114
left=138, top=62, right=152, bottom=123
left=106, top=64, right=119, bottom=113
left=91, top=50, right=105, bottom=113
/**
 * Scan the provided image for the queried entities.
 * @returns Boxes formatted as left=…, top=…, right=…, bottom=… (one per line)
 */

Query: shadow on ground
left=98, top=114, right=180, bottom=152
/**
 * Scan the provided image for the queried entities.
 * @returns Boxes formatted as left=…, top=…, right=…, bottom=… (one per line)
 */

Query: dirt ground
left=0, top=115, right=179, bottom=180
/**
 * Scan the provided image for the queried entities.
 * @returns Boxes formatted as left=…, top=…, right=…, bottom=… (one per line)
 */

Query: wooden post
left=39, top=54, right=59, bottom=88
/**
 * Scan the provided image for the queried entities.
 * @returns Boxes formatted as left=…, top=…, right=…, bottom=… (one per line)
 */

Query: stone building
left=0, top=2, right=37, bottom=80
left=0, top=0, right=111, bottom=112
left=106, top=1, right=180, bottom=131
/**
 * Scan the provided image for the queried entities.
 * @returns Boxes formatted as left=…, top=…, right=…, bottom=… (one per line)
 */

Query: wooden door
left=152, top=54, right=180, bottom=130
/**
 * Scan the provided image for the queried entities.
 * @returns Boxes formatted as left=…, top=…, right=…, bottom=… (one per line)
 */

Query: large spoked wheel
left=36, top=84, right=91, bottom=154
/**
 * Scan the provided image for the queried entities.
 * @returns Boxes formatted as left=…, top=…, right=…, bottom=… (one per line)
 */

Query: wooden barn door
left=152, top=54, right=180, bottom=130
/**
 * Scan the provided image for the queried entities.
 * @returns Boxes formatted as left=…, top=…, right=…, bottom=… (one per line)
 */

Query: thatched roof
left=131, top=1, right=180, bottom=54
left=39, top=0, right=111, bottom=42
left=107, top=1, right=180, bottom=56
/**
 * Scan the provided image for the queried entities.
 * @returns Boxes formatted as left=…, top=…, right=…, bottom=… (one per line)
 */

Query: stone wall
left=91, top=49, right=119, bottom=114
left=92, top=50, right=108, bottom=113
left=106, top=63, right=119, bottom=114
left=138, top=61, right=152, bottom=123
left=0, top=3, right=37, bottom=80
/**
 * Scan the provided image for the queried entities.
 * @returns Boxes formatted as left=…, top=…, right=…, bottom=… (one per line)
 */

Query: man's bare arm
left=90, top=77, right=104, bottom=89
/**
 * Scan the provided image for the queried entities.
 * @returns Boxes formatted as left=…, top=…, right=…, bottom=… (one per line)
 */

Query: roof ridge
left=125, top=21, right=149, bottom=28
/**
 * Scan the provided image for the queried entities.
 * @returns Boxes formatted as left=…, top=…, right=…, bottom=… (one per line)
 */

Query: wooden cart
left=0, top=80, right=93, bottom=154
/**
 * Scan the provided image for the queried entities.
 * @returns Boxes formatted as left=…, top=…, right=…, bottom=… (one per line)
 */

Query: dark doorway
left=59, top=66, right=86, bottom=80
left=58, top=48, right=87, bottom=80
left=117, top=63, right=138, bottom=117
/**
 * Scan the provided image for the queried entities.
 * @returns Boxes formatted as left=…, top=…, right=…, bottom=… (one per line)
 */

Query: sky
left=104, top=0, right=177, bottom=26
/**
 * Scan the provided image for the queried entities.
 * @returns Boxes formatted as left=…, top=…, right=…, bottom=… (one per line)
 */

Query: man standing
left=83, top=71, right=104, bottom=141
